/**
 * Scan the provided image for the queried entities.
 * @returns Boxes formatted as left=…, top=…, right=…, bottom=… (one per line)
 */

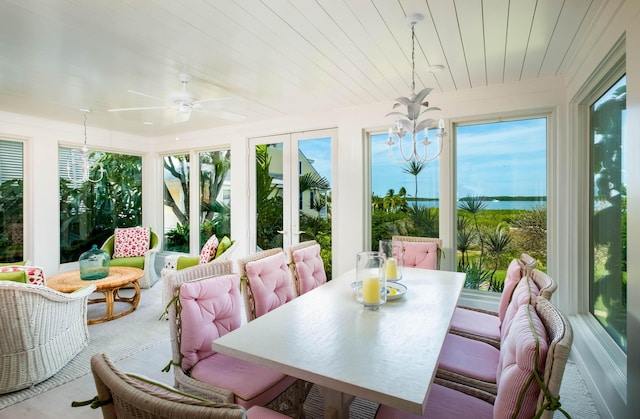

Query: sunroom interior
left=0, top=1, right=638, bottom=418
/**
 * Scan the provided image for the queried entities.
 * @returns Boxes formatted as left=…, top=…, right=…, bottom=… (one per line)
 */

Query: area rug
left=0, top=283, right=169, bottom=410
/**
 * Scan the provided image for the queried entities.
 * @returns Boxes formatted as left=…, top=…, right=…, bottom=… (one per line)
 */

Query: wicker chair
left=0, top=280, right=96, bottom=394
left=288, top=240, right=327, bottom=296
left=435, top=275, right=567, bottom=402
left=449, top=253, right=540, bottom=347
left=380, top=297, right=573, bottom=418
left=101, top=227, right=160, bottom=289
left=391, top=235, right=443, bottom=269
left=161, top=238, right=237, bottom=272
left=163, top=259, right=308, bottom=418
left=87, top=353, right=289, bottom=418
left=237, top=248, right=295, bottom=322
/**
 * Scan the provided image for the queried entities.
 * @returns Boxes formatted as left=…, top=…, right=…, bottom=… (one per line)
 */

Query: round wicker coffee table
left=47, top=266, right=143, bottom=325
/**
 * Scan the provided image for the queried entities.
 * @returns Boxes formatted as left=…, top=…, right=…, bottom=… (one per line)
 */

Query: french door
left=249, top=129, right=335, bottom=273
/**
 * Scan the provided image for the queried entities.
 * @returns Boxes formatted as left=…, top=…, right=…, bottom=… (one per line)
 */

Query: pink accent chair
left=436, top=274, right=542, bottom=395
left=449, top=254, right=544, bottom=348
left=288, top=240, right=327, bottom=296
left=89, top=353, right=290, bottom=419
left=376, top=297, right=573, bottom=419
left=164, top=260, right=306, bottom=417
left=392, top=235, right=442, bottom=270
left=237, top=248, right=296, bottom=322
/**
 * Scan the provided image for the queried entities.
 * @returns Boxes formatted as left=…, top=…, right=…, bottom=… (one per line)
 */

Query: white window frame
left=570, top=38, right=627, bottom=406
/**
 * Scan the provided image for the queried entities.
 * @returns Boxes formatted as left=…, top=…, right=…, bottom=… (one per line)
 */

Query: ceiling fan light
left=173, top=109, right=192, bottom=123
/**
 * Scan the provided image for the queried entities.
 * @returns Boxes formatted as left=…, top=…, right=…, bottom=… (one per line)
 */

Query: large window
left=163, top=149, right=232, bottom=254
left=199, top=150, right=231, bottom=248
left=369, top=131, right=440, bottom=250
left=589, top=75, right=627, bottom=352
left=0, top=139, right=24, bottom=262
left=456, top=117, right=547, bottom=291
left=163, top=154, right=190, bottom=252
left=59, top=148, right=142, bottom=263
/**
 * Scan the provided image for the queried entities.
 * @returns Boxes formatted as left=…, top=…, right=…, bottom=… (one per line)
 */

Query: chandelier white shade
left=385, top=13, right=446, bottom=164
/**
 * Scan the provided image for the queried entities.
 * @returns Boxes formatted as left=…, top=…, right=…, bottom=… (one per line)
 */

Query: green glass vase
left=79, top=244, right=110, bottom=280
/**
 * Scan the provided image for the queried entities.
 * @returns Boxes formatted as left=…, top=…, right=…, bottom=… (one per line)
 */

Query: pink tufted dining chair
left=436, top=273, right=544, bottom=396
left=288, top=240, right=327, bottom=297
left=392, top=235, right=442, bottom=270
left=164, top=270, right=307, bottom=417
left=449, top=254, right=542, bottom=348
left=376, top=297, right=573, bottom=419
left=237, top=248, right=296, bottom=322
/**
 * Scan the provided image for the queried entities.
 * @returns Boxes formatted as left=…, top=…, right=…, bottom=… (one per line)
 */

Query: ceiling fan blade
left=108, top=106, right=168, bottom=112
left=210, top=111, right=247, bottom=121
left=193, top=97, right=231, bottom=105
left=127, top=89, right=167, bottom=102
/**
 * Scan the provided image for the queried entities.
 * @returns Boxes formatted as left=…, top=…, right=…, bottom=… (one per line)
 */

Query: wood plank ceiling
left=0, top=0, right=601, bottom=136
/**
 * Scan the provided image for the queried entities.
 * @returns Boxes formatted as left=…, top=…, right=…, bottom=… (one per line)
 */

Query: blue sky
left=372, top=118, right=547, bottom=199
left=296, top=118, right=547, bottom=200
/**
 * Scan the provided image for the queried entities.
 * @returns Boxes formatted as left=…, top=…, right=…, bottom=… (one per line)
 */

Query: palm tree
left=402, top=159, right=427, bottom=207
left=458, top=195, right=488, bottom=271
left=456, top=216, right=475, bottom=269
left=299, top=172, right=330, bottom=213
left=484, top=223, right=513, bottom=291
left=255, top=144, right=284, bottom=250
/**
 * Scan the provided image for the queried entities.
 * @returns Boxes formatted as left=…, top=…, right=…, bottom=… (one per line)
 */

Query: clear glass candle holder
left=355, top=251, right=386, bottom=310
left=379, top=239, right=403, bottom=281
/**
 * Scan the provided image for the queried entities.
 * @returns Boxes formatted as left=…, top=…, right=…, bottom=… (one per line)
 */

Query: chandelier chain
left=83, top=112, right=88, bottom=145
left=411, top=21, right=416, bottom=94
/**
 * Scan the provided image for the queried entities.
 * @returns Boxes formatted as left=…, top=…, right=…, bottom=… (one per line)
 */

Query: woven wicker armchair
left=88, top=353, right=289, bottom=418
left=0, top=280, right=96, bottom=394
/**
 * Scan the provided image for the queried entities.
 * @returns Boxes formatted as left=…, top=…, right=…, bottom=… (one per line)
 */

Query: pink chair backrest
left=495, top=303, right=548, bottom=419
left=179, top=274, right=241, bottom=371
left=292, top=243, right=327, bottom=295
left=498, top=258, right=524, bottom=322
left=402, top=241, right=438, bottom=269
left=501, top=276, right=540, bottom=339
left=245, top=251, right=295, bottom=319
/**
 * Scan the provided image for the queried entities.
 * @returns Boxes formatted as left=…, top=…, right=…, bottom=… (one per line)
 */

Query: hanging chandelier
left=385, top=13, right=446, bottom=165
left=67, top=109, right=105, bottom=183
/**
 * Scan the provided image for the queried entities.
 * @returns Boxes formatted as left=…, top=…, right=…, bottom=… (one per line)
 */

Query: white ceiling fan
left=107, top=73, right=244, bottom=123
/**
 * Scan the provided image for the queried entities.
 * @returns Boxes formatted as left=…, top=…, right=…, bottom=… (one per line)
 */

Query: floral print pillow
left=113, top=227, right=151, bottom=258
left=0, top=265, right=46, bottom=286
left=199, top=235, right=219, bottom=264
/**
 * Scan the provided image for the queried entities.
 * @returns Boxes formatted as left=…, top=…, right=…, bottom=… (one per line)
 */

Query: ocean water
left=416, top=200, right=546, bottom=211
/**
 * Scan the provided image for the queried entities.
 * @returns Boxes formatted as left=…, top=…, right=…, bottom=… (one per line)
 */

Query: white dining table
left=211, top=267, right=465, bottom=418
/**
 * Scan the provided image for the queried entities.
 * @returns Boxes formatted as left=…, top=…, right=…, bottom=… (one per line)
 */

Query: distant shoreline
left=409, top=196, right=547, bottom=202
